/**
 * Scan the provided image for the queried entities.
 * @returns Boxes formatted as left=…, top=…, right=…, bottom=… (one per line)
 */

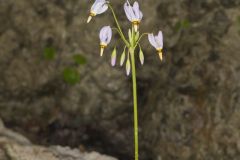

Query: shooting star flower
left=124, top=1, right=143, bottom=32
left=87, top=0, right=108, bottom=23
left=148, top=31, right=164, bottom=61
left=99, top=26, right=112, bottom=56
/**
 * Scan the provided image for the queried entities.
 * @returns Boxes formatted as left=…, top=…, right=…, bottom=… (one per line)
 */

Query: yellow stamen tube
left=134, top=24, right=138, bottom=32
left=158, top=49, right=163, bottom=61
left=87, top=16, right=92, bottom=23
left=100, top=44, right=106, bottom=56
left=87, top=12, right=96, bottom=23
left=132, top=21, right=140, bottom=32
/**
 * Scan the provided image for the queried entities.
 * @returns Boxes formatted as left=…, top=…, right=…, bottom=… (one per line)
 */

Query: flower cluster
left=87, top=0, right=164, bottom=76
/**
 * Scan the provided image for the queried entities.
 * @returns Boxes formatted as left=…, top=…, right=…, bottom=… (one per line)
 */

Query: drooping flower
left=124, top=0, right=143, bottom=32
left=87, top=0, right=108, bottom=23
left=148, top=31, right=164, bottom=61
left=99, top=26, right=112, bottom=56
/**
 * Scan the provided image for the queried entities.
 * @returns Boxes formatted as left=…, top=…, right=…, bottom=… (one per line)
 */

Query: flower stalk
left=87, top=1, right=164, bottom=160
left=130, top=46, right=139, bottom=160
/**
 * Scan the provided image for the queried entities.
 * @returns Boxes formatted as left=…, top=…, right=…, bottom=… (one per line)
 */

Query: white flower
left=99, top=26, right=112, bottom=56
left=124, top=0, right=143, bottom=32
left=87, top=0, right=108, bottom=23
left=148, top=31, right=164, bottom=61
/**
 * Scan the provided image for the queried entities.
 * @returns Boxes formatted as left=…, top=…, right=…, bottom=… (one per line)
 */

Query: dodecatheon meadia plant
left=86, top=1, right=165, bottom=160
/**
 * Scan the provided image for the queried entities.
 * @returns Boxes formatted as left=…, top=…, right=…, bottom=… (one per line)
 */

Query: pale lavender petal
left=139, top=11, right=143, bottom=20
left=148, top=34, right=157, bottom=49
left=154, top=31, right=163, bottom=48
left=125, top=1, right=135, bottom=21
left=157, top=31, right=163, bottom=48
left=124, top=2, right=133, bottom=21
left=99, top=26, right=107, bottom=42
left=96, top=0, right=105, bottom=2
left=105, top=26, right=112, bottom=44
left=96, top=3, right=108, bottom=14
left=92, top=2, right=104, bottom=13
left=133, top=2, right=140, bottom=19
left=91, top=1, right=98, bottom=10
left=92, top=1, right=108, bottom=15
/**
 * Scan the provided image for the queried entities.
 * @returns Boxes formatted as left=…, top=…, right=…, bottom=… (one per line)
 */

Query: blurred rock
left=0, top=0, right=240, bottom=160
left=0, top=118, right=117, bottom=160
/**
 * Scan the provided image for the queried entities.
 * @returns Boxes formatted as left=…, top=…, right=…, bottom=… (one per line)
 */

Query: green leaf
left=139, top=48, right=144, bottom=65
left=44, top=47, right=56, bottom=60
left=120, top=50, right=126, bottom=66
left=174, top=19, right=191, bottom=32
left=63, top=67, right=80, bottom=85
left=181, top=19, right=190, bottom=29
left=73, top=54, right=87, bottom=65
left=174, top=21, right=182, bottom=32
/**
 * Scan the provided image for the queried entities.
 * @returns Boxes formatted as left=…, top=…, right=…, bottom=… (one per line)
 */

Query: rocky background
left=0, top=0, right=240, bottom=160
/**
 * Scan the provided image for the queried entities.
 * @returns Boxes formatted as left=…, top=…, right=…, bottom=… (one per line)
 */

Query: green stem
left=108, top=4, right=129, bottom=47
left=130, top=48, right=139, bottom=160
left=134, top=33, right=149, bottom=47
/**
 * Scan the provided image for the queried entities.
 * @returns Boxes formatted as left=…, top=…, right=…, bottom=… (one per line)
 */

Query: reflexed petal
left=154, top=31, right=163, bottom=49
left=156, top=31, right=163, bottom=48
left=96, top=3, right=108, bottom=14
left=96, top=0, right=106, bottom=3
left=91, top=1, right=99, bottom=10
left=99, top=26, right=107, bottom=42
left=125, top=1, right=135, bottom=21
left=92, top=2, right=104, bottom=13
left=133, top=2, right=140, bottom=19
left=124, top=2, right=133, bottom=21
left=148, top=34, right=157, bottom=49
left=92, top=1, right=108, bottom=15
left=92, top=0, right=104, bottom=9
left=139, top=11, right=143, bottom=20
left=106, top=26, right=112, bottom=44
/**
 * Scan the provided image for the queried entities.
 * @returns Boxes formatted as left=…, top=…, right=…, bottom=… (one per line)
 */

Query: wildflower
left=148, top=31, right=164, bottom=61
left=99, top=26, right=112, bottom=56
left=124, top=1, right=143, bottom=32
left=87, top=0, right=108, bottom=23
